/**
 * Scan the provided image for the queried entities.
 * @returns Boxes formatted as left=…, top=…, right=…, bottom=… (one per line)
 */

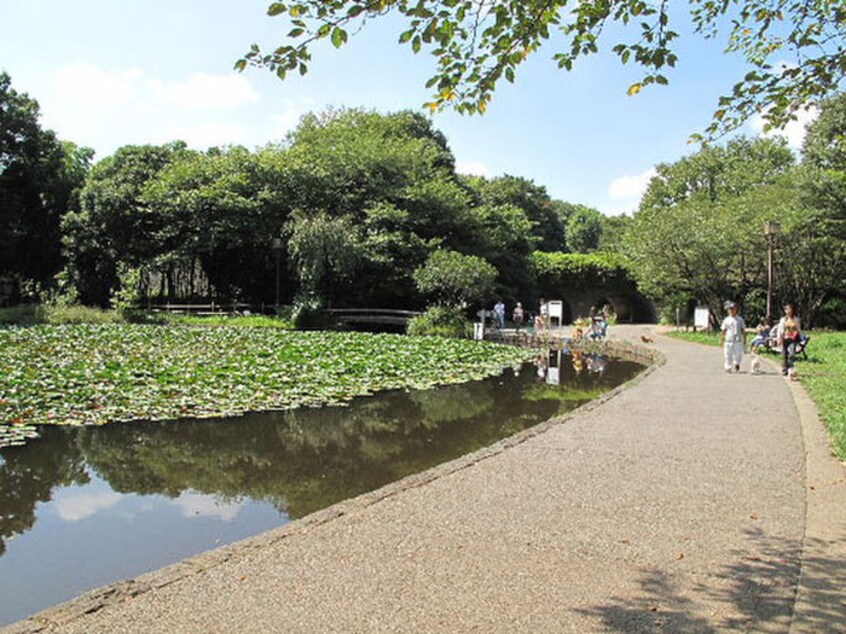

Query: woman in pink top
left=776, top=303, right=801, bottom=376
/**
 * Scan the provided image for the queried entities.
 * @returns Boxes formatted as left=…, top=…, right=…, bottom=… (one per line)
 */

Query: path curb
left=787, top=379, right=846, bottom=633
left=3, top=342, right=663, bottom=633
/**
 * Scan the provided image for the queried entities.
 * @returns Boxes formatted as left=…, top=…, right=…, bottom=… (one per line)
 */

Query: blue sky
left=0, top=0, right=814, bottom=215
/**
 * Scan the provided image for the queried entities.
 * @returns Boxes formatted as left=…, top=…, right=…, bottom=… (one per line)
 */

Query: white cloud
left=56, top=63, right=143, bottom=106
left=749, top=105, right=819, bottom=150
left=455, top=161, right=491, bottom=178
left=598, top=167, right=657, bottom=216
left=155, top=72, right=259, bottom=110
left=44, top=63, right=268, bottom=156
left=608, top=168, right=657, bottom=201
left=55, top=490, right=122, bottom=522
left=172, top=492, right=243, bottom=521
left=56, top=65, right=258, bottom=111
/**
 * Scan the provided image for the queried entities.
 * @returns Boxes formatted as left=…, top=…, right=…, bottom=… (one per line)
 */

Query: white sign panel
left=694, top=306, right=710, bottom=330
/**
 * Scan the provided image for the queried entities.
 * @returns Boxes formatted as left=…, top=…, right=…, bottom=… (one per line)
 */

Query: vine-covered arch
left=533, top=251, right=656, bottom=323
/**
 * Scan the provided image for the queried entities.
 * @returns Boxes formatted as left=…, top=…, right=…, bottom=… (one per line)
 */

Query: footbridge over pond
left=325, top=308, right=422, bottom=329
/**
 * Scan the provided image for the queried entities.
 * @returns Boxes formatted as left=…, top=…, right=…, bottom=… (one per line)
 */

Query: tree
left=0, top=72, right=92, bottom=299
left=640, top=136, right=795, bottom=210
left=466, top=202, right=538, bottom=302
left=803, top=92, right=846, bottom=171
left=141, top=145, right=290, bottom=302
left=599, top=213, right=633, bottom=252
left=413, top=248, right=497, bottom=307
left=801, top=91, right=846, bottom=241
left=565, top=204, right=603, bottom=253
left=287, top=210, right=364, bottom=304
left=625, top=137, right=797, bottom=321
left=280, top=108, right=479, bottom=306
left=724, top=170, right=846, bottom=327
left=466, top=174, right=564, bottom=251
left=625, top=196, right=754, bottom=322
left=63, top=143, right=189, bottom=304
left=791, top=92, right=846, bottom=324
left=240, top=1, right=846, bottom=138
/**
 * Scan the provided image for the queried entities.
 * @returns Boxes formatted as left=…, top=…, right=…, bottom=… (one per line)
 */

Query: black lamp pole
left=764, top=220, right=780, bottom=324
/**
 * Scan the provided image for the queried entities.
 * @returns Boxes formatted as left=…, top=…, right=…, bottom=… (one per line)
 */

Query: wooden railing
left=148, top=302, right=254, bottom=316
left=325, top=308, right=422, bottom=326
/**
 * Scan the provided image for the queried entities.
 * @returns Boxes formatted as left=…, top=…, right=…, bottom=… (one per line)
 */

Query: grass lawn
left=669, top=330, right=846, bottom=461
left=0, top=324, right=535, bottom=445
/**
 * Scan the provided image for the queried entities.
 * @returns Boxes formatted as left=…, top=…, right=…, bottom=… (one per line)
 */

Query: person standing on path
left=536, top=297, right=549, bottom=331
left=776, top=303, right=801, bottom=376
left=493, top=300, right=506, bottom=329
left=720, top=302, right=747, bottom=373
left=512, top=302, right=525, bottom=331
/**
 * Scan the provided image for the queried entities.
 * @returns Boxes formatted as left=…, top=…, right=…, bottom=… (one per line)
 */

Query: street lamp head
left=271, top=237, right=284, bottom=250
left=764, top=220, right=781, bottom=236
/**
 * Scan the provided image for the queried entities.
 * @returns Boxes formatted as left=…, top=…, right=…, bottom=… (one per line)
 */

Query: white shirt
left=721, top=315, right=746, bottom=344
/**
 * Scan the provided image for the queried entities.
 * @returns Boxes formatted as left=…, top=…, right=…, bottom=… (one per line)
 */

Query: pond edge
left=4, top=340, right=665, bottom=634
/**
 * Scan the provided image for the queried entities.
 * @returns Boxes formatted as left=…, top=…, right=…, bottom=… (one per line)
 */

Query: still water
left=0, top=350, right=642, bottom=625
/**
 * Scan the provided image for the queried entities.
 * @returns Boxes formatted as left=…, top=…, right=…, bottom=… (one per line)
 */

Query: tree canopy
left=240, top=1, right=846, bottom=138
left=1, top=72, right=92, bottom=301
left=625, top=128, right=846, bottom=326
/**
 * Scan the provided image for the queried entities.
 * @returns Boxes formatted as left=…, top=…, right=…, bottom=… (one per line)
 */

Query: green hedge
left=533, top=251, right=635, bottom=294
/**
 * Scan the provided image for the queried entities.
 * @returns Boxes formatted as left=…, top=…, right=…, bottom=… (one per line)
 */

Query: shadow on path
left=578, top=527, right=845, bottom=633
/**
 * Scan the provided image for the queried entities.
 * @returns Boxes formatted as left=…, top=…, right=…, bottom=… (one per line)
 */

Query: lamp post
left=271, top=237, right=283, bottom=314
left=764, top=220, right=780, bottom=324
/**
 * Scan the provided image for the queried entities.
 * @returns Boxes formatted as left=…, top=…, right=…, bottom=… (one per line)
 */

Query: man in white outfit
left=720, top=302, right=747, bottom=373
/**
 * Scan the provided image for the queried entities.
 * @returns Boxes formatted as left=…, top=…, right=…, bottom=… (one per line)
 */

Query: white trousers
left=724, top=342, right=743, bottom=370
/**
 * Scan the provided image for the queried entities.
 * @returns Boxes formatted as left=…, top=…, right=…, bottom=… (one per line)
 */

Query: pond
left=0, top=349, right=643, bottom=626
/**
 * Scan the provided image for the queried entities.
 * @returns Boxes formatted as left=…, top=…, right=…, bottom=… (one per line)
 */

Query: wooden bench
left=762, top=333, right=810, bottom=359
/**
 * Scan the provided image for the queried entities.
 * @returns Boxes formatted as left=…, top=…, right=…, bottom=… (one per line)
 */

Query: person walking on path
left=777, top=302, right=801, bottom=377
left=720, top=302, right=747, bottom=373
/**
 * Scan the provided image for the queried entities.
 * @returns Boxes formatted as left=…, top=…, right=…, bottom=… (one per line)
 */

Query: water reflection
left=0, top=352, right=641, bottom=625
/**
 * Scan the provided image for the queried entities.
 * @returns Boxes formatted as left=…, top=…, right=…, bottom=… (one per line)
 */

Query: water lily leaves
left=0, top=325, right=534, bottom=446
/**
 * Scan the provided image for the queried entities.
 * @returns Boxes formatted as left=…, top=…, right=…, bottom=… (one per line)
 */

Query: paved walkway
left=6, top=327, right=846, bottom=633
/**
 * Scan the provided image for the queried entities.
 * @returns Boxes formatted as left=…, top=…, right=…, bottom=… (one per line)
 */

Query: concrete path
left=6, top=327, right=846, bottom=633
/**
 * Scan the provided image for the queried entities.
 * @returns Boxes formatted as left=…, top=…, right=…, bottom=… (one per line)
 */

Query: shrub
left=290, top=294, right=331, bottom=329
left=0, top=304, right=44, bottom=325
left=407, top=306, right=470, bottom=338
left=413, top=249, right=497, bottom=308
left=0, top=304, right=125, bottom=325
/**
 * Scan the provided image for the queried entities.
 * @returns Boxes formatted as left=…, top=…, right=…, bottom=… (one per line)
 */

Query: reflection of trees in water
left=0, top=429, right=87, bottom=556
left=409, top=381, right=496, bottom=426
left=71, top=374, right=550, bottom=519
left=0, top=358, right=644, bottom=550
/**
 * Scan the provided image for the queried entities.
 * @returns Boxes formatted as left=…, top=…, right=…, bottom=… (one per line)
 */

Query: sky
left=0, top=0, right=817, bottom=215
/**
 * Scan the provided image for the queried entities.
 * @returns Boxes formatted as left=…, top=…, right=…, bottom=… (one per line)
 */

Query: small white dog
left=750, top=354, right=762, bottom=375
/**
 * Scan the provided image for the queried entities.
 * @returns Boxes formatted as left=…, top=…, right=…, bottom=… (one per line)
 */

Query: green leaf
left=331, top=27, right=348, bottom=48
left=267, top=2, right=287, bottom=17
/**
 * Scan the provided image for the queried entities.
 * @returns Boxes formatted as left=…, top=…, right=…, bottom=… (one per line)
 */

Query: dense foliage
left=533, top=251, right=632, bottom=292
left=413, top=248, right=497, bottom=307
left=0, top=72, right=92, bottom=303
left=4, top=68, right=842, bottom=329
left=625, top=125, right=846, bottom=327
left=242, top=1, right=846, bottom=138
left=0, top=85, right=616, bottom=313
left=0, top=325, right=534, bottom=432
